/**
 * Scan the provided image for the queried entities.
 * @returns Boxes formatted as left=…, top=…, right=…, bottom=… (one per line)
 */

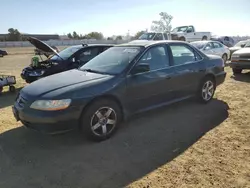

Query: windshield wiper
left=81, top=69, right=108, bottom=75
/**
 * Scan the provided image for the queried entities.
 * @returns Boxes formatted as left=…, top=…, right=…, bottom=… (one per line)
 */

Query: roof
left=71, top=44, right=114, bottom=48
left=116, top=40, right=188, bottom=47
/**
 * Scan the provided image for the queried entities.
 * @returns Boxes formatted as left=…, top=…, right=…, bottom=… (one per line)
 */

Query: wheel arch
left=80, top=94, right=125, bottom=122
left=203, top=73, right=216, bottom=86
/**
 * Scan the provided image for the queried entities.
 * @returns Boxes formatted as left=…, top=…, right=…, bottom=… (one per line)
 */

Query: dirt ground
left=0, top=50, right=249, bottom=188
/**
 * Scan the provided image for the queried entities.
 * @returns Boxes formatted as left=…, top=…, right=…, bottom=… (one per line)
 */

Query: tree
left=151, top=12, right=173, bottom=33
left=107, top=37, right=113, bottom=40
left=85, top=32, right=104, bottom=40
left=7, top=28, right=21, bottom=41
left=73, top=31, right=79, bottom=39
left=115, top=35, right=123, bottom=40
left=67, top=33, right=73, bottom=39
left=133, top=31, right=145, bottom=39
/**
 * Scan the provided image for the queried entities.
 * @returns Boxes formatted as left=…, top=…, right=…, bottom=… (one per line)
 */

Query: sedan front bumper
left=229, top=61, right=250, bottom=69
left=12, top=102, right=83, bottom=134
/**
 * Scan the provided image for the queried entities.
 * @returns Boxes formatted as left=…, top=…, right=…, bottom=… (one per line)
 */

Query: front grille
left=16, top=93, right=27, bottom=108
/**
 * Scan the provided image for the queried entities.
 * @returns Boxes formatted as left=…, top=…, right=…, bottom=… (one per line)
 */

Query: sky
left=1, top=0, right=250, bottom=37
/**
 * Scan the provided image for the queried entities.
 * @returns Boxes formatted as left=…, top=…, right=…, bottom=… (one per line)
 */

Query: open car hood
left=27, top=37, right=61, bottom=58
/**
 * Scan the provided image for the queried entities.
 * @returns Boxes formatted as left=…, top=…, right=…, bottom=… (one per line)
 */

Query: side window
left=205, top=42, right=214, bottom=50
left=169, top=44, right=201, bottom=66
left=213, top=42, right=222, bottom=48
left=79, top=48, right=99, bottom=63
left=137, top=46, right=169, bottom=71
left=153, top=33, right=164, bottom=40
left=224, top=37, right=229, bottom=41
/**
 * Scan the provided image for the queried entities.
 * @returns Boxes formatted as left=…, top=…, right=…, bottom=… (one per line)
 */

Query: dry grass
left=0, top=52, right=249, bottom=188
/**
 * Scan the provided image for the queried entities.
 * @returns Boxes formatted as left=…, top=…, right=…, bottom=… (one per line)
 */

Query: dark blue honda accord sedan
left=12, top=40, right=226, bottom=141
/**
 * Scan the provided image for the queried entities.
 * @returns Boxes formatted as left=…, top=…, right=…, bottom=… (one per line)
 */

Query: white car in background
left=190, top=40, right=230, bottom=63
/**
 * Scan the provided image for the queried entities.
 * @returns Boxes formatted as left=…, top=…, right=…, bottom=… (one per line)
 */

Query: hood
left=229, top=46, right=241, bottom=51
left=27, top=37, right=60, bottom=58
left=232, top=47, right=250, bottom=55
left=21, top=69, right=113, bottom=99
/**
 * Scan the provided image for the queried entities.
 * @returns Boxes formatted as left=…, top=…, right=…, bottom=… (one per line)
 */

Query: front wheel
left=80, top=99, right=122, bottom=141
left=232, top=68, right=242, bottom=74
left=197, top=77, right=216, bottom=103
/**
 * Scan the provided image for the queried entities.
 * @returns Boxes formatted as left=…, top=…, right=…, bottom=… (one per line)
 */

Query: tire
left=232, top=68, right=242, bottom=74
left=9, top=85, right=15, bottom=92
left=202, top=36, right=208, bottom=40
left=179, top=37, right=185, bottom=41
left=80, top=98, right=122, bottom=141
left=222, top=53, right=228, bottom=64
left=197, top=76, right=216, bottom=104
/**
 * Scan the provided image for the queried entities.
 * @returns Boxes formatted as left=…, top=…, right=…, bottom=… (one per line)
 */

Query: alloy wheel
left=90, top=107, right=117, bottom=136
left=202, top=80, right=214, bottom=101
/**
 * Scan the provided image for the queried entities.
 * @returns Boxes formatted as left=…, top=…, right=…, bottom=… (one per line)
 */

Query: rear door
left=212, top=42, right=224, bottom=57
left=168, top=43, right=205, bottom=98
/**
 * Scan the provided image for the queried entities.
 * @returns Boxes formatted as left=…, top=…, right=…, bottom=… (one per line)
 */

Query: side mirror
left=241, top=44, right=245, bottom=48
left=130, top=63, right=150, bottom=75
left=186, top=29, right=192, bottom=33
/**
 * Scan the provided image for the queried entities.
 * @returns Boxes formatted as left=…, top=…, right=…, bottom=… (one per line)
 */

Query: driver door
left=125, top=45, right=176, bottom=113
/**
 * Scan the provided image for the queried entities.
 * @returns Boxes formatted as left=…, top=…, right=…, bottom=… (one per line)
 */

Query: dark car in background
left=21, top=37, right=113, bottom=83
left=0, top=49, right=8, bottom=57
left=229, top=40, right=250, bottom=74
left=12, top=40, right=226, bottom=142
left=210, top=36, right=235, bottom=47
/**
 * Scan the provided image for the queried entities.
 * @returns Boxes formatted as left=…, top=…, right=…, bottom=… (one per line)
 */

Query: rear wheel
left=202, top=36, right=208, bottom=40
left=80, top=98, right=122, bottom=141
left=197, top=77, right=215, bottom=103
left=232, top=68, right=242, bottom=74
left=179, top=37, right=185, bottom=41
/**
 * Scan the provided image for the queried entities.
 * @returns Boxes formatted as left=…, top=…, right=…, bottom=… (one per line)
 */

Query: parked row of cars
left=12, top=37, right=226, bottom=141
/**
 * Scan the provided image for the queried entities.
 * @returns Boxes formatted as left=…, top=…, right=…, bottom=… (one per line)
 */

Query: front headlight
left=29, top=70, right=45, bottom=76
left=30, top=99, right=71, bottom=111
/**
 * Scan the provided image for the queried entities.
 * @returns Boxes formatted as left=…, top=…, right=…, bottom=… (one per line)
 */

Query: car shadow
left=0, top=87, right=23, bottom=109
left=231, top=71, right=250, bottom=83
left=0, top=99, right=229, bottom=188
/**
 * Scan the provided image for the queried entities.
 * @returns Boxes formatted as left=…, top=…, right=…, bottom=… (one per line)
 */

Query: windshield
left=138, top=33, right=156, bottom=40
left=171, top=26, right=188, bottom=33
left=80, top=46, right=143, bottom=75
left=50, top=46, right=81, bottom=60
left=244, top=41, right=250, bottom=48
left=191, top=42, right=207, bottom=50
left=234, top=41, right=247, bottom=48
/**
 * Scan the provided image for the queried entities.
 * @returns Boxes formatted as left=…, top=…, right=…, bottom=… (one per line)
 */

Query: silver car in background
left=190, top=40, right=230, bottom=63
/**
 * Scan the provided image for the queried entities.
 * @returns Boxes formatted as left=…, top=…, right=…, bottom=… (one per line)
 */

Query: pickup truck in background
left=170, top=25, right=212, bottom=42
